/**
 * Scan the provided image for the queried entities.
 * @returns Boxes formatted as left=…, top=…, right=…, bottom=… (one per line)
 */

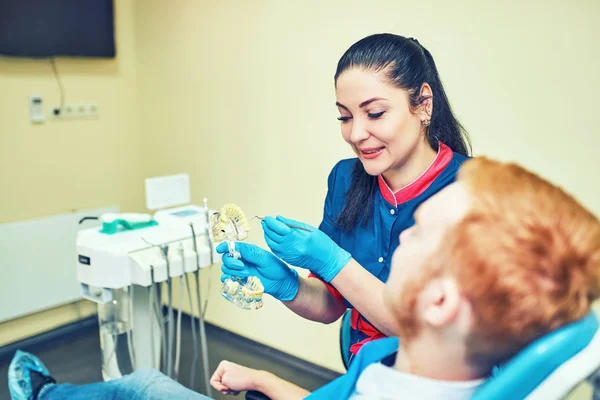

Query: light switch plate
left=30, top=95, right=44, bottom=123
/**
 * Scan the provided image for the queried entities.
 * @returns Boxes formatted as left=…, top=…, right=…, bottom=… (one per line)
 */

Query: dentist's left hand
left=217, top=242, right=299, bottom=302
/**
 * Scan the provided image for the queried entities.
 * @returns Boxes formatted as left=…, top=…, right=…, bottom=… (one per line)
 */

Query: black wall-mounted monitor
left=0, top=0, right=115, bottom=59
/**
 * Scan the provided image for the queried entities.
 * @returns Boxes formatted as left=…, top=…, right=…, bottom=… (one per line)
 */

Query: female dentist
left=220, top=33, right=471, bottom=360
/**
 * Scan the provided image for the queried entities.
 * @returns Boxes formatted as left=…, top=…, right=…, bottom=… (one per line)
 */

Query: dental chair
left=246, top=310, right=600, bottom=399
left=472, top=311, right=600, bottom=399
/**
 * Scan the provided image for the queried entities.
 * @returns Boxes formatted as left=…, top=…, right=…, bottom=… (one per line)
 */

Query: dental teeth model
left=221, top=276, right=264, bottom=310
left=209, top=204, right=264, bottom=310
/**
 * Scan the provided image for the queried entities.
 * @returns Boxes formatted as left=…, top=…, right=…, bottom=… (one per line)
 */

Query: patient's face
left=384, top=182, right=470, bottom=329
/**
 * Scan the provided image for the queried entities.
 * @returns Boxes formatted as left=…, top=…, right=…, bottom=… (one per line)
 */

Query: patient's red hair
left=442, top=158, right=600, bottom=368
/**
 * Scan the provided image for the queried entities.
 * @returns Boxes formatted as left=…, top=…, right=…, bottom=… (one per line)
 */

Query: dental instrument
left=192, top=218, right=213, bottom=397
left=173, top=246, right=185, bottom=381
left=196, top=269, right=211, bottom=395
left=156, top=283, right=167, bottom=374
left=185, top=271, right=199, bottom=390
left=126, top=285, right=137, bottom=370
left=148, top=286, right=156, bottom=369
left=250, top=216, right=313, bottom=232
left=162, top=245, right=174, bottom=378
left=146, top=262, right=162, bottom=371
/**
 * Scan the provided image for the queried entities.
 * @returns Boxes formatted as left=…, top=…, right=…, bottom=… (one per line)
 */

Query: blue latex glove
left=217, top=242, right=299, bottom=302
left=261, top=215, right=351, bottom=282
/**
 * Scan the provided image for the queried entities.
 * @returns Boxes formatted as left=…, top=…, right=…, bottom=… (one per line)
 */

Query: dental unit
left=76, top=174, right=215, bottom=396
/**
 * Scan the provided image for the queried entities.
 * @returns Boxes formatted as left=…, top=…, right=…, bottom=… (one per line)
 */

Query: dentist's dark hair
left=333, top=33, right=471, bottom=231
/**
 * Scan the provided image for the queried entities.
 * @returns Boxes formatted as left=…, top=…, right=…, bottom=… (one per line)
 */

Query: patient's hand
left=210, top=360, right=265, bottom=395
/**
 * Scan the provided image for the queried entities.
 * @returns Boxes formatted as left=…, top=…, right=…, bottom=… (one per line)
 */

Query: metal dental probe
left=250, top=216, right=313, bottom=232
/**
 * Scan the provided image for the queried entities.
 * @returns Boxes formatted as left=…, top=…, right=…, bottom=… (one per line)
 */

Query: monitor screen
left=0, top=0, right=115, bottom=58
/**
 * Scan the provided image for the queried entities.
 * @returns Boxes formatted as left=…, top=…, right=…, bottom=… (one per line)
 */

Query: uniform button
left=378, top=257, right=384, bottom=263
left=390, top=209, right=396, bottom=215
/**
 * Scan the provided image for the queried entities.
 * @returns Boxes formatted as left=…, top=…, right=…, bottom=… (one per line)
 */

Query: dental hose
left=155, top=283, right=167, bottom=374
left=174, top=248, right=185, bottom=381
left=148, top=285, right=156, bottom=369
left=191, top=223, right=212, bottom=397
left=186, top=271, right=199, bottom=390
left=196, top=270, right=211, bottom=396
left=103, top=332, right=119, bottom=379
left=167, top=258, right=174, bottom=378
left=126, top=286, right=137, bottom=371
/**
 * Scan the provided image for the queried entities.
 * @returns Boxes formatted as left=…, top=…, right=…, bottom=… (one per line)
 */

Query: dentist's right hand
left=261, top=216, right=351, bottom=282
left=217, top=242, right=299, bottom=302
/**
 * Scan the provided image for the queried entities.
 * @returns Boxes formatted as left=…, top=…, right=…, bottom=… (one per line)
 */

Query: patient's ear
left=419, top=277, right=460, bottom=328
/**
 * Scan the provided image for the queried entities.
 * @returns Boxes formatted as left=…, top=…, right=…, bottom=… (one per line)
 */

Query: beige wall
left=0, top=0, right=143, bottom=225
left=0, top=301, right=97, bottom=347
left=0, top=1, right=143, bottom=343
left=133, top=0, right=600, bottom=373
left=1, top=0, right=599, bottom=390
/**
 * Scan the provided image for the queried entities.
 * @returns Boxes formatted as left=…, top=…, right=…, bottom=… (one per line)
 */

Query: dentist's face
left=335, top=68, right=426, bottom=176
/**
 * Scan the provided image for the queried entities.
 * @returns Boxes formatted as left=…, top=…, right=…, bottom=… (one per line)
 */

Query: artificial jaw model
left=209, top=204, right=264, bottom=310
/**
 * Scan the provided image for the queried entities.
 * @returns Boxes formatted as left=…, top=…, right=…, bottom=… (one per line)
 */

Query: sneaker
left=8, top=350, right=55, bottom=400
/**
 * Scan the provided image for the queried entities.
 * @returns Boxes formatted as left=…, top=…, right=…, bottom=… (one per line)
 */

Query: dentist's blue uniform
left=309, top=142, right=469, bottom=356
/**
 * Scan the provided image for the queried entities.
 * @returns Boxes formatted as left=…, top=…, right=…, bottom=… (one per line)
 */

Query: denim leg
left=38, top=379, right=137, bottom=400
left=121, top=368, right=212, bottom=400
left=39, top=368, right=211, bottom=400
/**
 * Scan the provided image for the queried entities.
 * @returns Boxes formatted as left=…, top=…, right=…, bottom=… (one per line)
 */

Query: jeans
left=38, top=368, right=212, bottom=400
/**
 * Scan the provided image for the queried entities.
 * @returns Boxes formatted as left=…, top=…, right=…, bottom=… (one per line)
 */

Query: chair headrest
left=472, top=312, right=599, bottom=400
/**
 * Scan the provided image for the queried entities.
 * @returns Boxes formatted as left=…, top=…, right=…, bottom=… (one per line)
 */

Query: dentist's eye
left=368, top=111, right=385, bottom=119
left=337, top=116, right=352, bottom=123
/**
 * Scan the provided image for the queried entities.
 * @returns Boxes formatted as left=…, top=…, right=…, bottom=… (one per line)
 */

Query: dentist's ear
left=420, top=277, right=460, bottom=327
left=417, top=83, right=433, bottom=122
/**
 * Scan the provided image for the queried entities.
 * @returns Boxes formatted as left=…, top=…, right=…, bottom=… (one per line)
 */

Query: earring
left=422, top=120, right=430, bottom=126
